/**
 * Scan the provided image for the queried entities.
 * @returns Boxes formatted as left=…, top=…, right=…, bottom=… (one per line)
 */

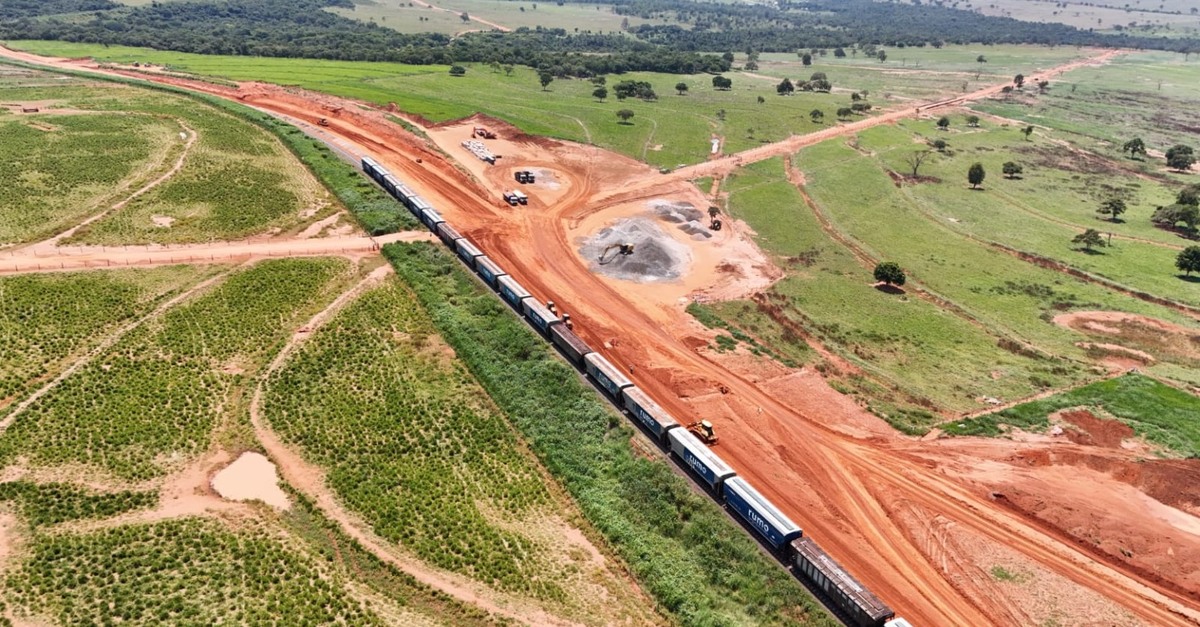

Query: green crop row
left=0, top=481, right=157, bottom=528
left=4, top=517, right=382, bottom=625
left=383, top=242, right=835, bottom=627
left=264, top=279, right=571, bottom=600
left=0, top=258, right=349, bottom=481
left=0, top=267, right=203, bottom=419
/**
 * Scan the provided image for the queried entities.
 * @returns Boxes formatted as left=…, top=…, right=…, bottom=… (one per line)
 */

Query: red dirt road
left=8, top=47, right=1200, bottom=626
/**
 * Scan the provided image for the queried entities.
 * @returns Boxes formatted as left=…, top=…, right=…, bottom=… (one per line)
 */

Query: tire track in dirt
left=247, top=265, right=586, bottom=627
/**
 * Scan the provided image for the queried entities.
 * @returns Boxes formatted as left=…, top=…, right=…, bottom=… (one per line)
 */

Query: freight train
left=360, top=155, right=913, bottom=627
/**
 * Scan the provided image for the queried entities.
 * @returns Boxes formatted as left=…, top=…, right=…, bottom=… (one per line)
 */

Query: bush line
left=383, top=242, right=836, bottom=627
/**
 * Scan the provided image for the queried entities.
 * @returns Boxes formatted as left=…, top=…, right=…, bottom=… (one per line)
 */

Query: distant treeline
left=2, top=0, right=1197, bottom=76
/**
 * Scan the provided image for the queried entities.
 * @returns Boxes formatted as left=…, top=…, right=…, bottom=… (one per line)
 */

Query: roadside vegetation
left=944, top=374, right=1200, bottom=457
left=384, top=241, right=836, bottom=627
left=0, top=258, right=351, bottom=481
left=263, top=278, right=659, bottom=622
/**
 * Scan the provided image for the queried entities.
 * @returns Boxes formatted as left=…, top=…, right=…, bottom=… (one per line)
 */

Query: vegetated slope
left=947, top=373, right=1200, bottom=456
left=5, top=518, right=383, bottom=625
left=263, top=277, right=662, bottom=624
left=384, top=242, right=837, bottom=627
left=0, top=267, right=201, bottom=418
left=0, top=258, right=351, bottom=481
left=0, top=481, right=157, bottom=528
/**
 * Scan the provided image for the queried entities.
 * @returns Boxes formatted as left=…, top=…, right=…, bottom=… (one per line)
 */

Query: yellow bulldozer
left=688, top=420, right=718, bottom=445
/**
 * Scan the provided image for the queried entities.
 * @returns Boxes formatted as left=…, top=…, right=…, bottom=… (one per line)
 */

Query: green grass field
left=0, top=259, right=352, bottom=481
left=944, top=374, right=1200, bottom=456
left=0, top=66, right=335, bottom=245
left=263, top=277, right=659, bottom=623
left=329, top=0, right=675, bottom=36
left=967, top=0, right=1200, bottom=37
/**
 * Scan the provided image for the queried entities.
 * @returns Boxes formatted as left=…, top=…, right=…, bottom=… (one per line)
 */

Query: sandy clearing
left=211, top=451, right=290, bottom=510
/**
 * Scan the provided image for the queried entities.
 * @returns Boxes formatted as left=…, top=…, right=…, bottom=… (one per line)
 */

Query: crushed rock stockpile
left=651, top=200, right=713, bottom=241
left=579, top=217, right=691, bottom=283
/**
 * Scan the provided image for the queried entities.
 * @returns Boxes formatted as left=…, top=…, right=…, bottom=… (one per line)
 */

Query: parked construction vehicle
left=710, top=218, right=723, bottom=231
left=317, top=118, right=330, bottom=127
left=474, top=126, right=496, bottom=139
left=688, top=420, right=718, bottom=445
left=514, top=170, right=535, bottom=184
left=598, top=242, right=635, bottom=265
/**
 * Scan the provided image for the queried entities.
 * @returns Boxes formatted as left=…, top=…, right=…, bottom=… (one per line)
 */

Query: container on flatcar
left=621, top=387, right=680, bottom=444
left=667, top=428, right=736, bottom=493
left=791, top=537, right=895, bottom=627
left=474, top=256, right=507, bottom=288
left=436, top=222, right=463, bottom=247
left=455, top=239, right=484, bottom=268
left=583, top=353, right=633, bottom=398
left=521, top=298, right=561, bottom=335
left=419, top=207, right=445, bottom=231
left=549, top=324, right=593, bottom=366
left=496, top=275, right=531, bottom=308
left=722, top=477, right=802, bottom=551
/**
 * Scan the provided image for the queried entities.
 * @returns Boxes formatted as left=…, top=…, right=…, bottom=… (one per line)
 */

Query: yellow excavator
left=688, top=420, right=718, bottom=445
left=598, top=242, right=635, bottom=265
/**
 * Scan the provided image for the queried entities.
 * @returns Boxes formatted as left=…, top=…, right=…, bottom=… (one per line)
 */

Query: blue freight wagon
left=455, top=239, right=483, bottom=268
left=361, top=157, right=379, bottom=178
left=583, top=353, right=633, bottom=398
left=410, top=195, right=433, bottom=217
left=549, top=324, right=592, bottom=366
left=496, top=275, right=531, bottom=308
left=668, top=428, right=736, bottom=493
left=374, top=167, right=393, bottom=184
left=521, top=298, right=560, bottom=335
left=474, top=256, right=506, bottom=288
left=394, top=183, right=416, bottom=208
left=419, top=207, right=445, bottom=231
left=722, top=476, right=803, bottom=551
left=436, top=222, right=463, bottom=247
left=791, top=537, right=895, bottom=627
left=621, top=387, right=679, bottom=443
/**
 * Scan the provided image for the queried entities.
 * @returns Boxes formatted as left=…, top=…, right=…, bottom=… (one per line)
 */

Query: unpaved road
left=5, top=46, right=1200, bottom=627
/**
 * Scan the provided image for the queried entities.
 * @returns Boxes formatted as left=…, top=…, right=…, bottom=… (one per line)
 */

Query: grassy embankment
left=384, top=241, right=837, bottom=627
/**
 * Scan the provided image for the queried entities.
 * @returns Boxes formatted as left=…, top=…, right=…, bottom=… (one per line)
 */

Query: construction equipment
left=323, top=104, right=344, bottom=115
left=598, top=242, right=635, bottom=265
left=514, top=170, right=535, bottom=184
left=317, top=118, right=330, bottom=127
left=474, top=126, right=496, bottom=139
left=710, top=218, right=723, bottom=231
left=688, top=420, right=718, bottom=445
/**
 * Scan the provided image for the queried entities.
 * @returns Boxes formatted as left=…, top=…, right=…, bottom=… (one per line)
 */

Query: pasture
left=966, top=0, right=1200, bottom=37
left=263, top=277, right=660, bottom=624
left=0, top=65, right=334, bottom=246
left=0, top=40, right=1054, bottom=168
left=329, top=0, right=675, bottom=36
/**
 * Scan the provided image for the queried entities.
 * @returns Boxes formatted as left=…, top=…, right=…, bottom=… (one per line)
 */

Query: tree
left=716, top=109, right=727, bottom=121
left=834, top=47, right=846, bottom=58
left=592, top=87, right=608, bottom=102
left=776, top=78, right=795, bottom=95
left=744, top=59, right=759, bottom=71
left=801, top=52, right=812, bottom=66
left=931, top=139, right=948, bottom=152
left=1014, top=73, right=1025, bottom=89
left=810, top=109, right=824, bottom=123
left=722, top=51, right=735, bottom=64
left=977, top=55, right=988, bottom=64
left=968, top=162, right=986, bottom=189
left=1022, top=125, right=1035, bottom=140
left=1122, top=137, right=1147, bottom=159
left=591, top=76, right=606, bottom=86
left=616, top=109, right=635, bottom=124
left=877, top=50, right=888, bottom=63
left=1072, top=229, right=1107, bottom=252
left=904, top=150, right=932, bottom=176
left=873, top=261, right=906, bottom=286
left=1097, top=197, right=1127, bottom=222
left=1176, top=246, right=1200, bottom=276
left=966, top=115, right=980, bottom=127
left=449, top=65, right=467, bottom=76
left=1037, top=80, right=1050, bottom=93
left=675, top=82, right=688, bottom=96
left=1166, top=144, right=1196, bottom=172
left=712, top=76, right=732, bottom=90
left=810, top=78, right=832, bottom=92
left=459, top=11, right=469, bottom=22
left=503, top=64, right=514, bottom=76
left=1178, top=184, right=1200, bottom=207
left=1002, top=161, right=1023, bottom=178
left=836, top=107, right=853, bottom=120
left=708, top=206, right=721, bottom=219
left=1151, top=204, right=1200, bottom=232
left=538, top=70, right=554, bottom=90
left=936, top=116, right=950, bottom=130
left=850, top=92, right=862, bottom=101
left=756, top=95, right=765, bottom=104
